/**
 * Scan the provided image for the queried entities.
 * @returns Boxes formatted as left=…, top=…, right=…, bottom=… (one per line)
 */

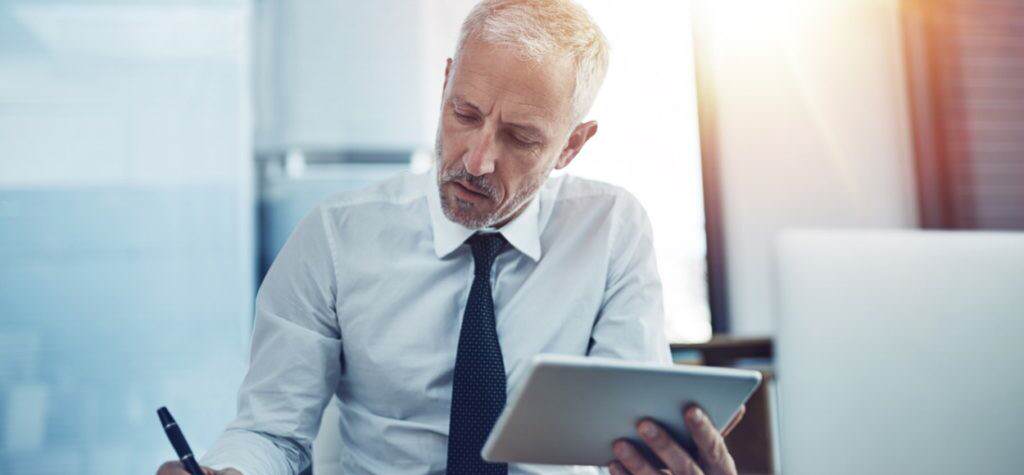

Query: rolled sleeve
left=200, top=205, right=343, bottom=475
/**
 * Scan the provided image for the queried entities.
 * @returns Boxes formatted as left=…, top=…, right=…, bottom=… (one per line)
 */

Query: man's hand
left=608, top=404, right=746, bottom=475
left=156, top=461, right=244, bottom=475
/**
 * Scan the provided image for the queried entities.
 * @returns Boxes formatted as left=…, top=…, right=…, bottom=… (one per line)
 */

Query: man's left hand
left=608, top=405, right=746, bottom=475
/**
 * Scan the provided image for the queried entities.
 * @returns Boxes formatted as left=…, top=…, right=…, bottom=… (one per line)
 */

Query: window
left=904, top=0, right=1024, bottom=229
left=569, top=1, right=711, bottom=342
left=0, top=2, right=253, bottom=473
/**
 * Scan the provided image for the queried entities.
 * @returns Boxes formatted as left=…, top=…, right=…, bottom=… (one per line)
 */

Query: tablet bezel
left=481, top=354, right=762, bottom=467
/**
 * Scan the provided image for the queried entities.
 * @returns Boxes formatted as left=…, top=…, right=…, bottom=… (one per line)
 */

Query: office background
left=1, top=0, right=1021, bottom=474
left=1, top=0, right=706, bottom=472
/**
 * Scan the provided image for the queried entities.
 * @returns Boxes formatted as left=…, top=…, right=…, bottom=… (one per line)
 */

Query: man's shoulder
left=316, top=170, right=426, bottom=212
left=548, top=173, right=645, bottom=215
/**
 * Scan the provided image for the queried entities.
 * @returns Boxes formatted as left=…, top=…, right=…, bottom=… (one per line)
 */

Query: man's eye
left=509, top=134, right=536, bottom=148
left=454, top=111, right=477, bottom=124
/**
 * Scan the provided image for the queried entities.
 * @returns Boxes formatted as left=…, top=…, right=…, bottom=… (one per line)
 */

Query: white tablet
left=482, top=354, right=762, bottom=467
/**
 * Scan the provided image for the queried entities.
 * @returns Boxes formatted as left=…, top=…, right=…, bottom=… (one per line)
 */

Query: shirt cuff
left=200, top=428, right=299, bottom=475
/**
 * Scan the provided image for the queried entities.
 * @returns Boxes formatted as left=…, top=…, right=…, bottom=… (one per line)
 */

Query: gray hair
left=453, top=0, right=610, bottom=124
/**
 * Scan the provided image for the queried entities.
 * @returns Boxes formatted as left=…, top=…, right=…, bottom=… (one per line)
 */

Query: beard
left=434, top=129, right=551, bottom=229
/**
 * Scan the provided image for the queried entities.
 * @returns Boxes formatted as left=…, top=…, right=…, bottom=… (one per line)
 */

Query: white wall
left=693, top=0, right=920, bottom=335
left=254, top=0, right=475, bottom=152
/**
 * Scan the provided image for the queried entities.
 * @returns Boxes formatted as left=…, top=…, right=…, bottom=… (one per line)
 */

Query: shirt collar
left=425, top=167, right=543, bottom=262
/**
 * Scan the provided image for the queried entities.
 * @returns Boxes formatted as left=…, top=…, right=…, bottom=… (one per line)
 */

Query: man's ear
left=556, top=120, right=599, bottom=170
left=441, top=58, right=453, bottom=100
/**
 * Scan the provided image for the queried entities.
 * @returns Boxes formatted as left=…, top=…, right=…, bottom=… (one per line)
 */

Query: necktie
left=446, top=233, right=511, bottom=475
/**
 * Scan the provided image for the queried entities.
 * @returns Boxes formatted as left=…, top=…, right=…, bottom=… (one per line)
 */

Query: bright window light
left=570, top=0, right=711, bottom=342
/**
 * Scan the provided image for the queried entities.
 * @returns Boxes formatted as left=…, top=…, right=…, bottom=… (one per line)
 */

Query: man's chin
left=444, top=210, right=493, bottom=229
left=440, top=194, right=496, bottom=228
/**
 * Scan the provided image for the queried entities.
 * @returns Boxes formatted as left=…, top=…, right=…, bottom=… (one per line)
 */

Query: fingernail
left=640, top=421, right=657, bottom=438
left=688, top=407, right=703, bottom=424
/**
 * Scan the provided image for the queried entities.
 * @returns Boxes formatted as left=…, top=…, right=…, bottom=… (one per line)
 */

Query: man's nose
left=463, top=132, right=497, bottom=176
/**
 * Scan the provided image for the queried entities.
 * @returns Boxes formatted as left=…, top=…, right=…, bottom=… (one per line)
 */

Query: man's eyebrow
left=504, top=122, right=545, bottom=141
left=451, top=96, right=481, bottom=113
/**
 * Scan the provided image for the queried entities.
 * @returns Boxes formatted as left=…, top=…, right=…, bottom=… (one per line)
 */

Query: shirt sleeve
left=587, top=192, right=672, bottom=365
left=200, top=205, right=343, bottom=475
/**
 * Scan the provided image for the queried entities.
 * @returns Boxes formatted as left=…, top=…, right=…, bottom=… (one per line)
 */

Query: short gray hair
left=454, top=0, right=610, bottom=124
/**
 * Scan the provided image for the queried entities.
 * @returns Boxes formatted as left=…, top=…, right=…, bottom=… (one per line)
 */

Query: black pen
left=158, top=406, right=205, bottom=475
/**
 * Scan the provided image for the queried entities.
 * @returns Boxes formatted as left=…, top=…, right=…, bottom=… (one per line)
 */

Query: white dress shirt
left=200, top=168, right=671, bottom=475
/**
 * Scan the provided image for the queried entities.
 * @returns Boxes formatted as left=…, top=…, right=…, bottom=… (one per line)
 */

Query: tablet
left=481, top=354, right=762, bottom=467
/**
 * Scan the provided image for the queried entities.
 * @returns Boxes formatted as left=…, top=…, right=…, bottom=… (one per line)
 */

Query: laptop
left=775, top=230, right=1024, bottom=474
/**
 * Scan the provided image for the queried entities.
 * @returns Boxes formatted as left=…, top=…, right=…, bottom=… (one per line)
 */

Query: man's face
left=435, top=39, right=578, bottom=228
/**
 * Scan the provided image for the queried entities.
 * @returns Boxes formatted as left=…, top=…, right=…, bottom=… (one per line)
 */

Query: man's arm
left=183, top=205, right=343, bottom=475
left=587, top=193, right=742, bottom=475
left=587, top=193, right=671, bottom=364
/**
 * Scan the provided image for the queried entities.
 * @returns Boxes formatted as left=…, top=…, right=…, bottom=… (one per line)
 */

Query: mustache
left=439, top=166, right=498, bottom=199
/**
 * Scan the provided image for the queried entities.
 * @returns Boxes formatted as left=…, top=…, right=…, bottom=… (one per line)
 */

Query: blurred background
left=1, top=0, right=1021, bottom=474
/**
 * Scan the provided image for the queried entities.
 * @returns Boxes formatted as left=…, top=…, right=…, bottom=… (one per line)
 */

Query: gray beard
left=434, top=132, right=551, bottom=228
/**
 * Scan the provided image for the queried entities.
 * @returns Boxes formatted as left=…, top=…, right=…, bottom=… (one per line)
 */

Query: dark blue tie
left=446, top=233, right=511, bottom=475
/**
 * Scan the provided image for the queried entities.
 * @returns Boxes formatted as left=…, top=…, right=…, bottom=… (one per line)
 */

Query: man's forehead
left=449, top=68, right=565, bottom=121
left=450, top=41, right=575, bottom=124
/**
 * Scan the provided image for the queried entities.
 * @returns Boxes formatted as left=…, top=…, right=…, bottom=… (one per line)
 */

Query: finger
left=685, top=407, right=737, bottom=475
left=612, top=439, right=661, bottom=475
left=721, top=405, right=746, bottom=437
left=636, top=419, right=703, bottom=475
left=157, top=461, right=190, bottom=475
left=608, top=460, right=632, bottom=475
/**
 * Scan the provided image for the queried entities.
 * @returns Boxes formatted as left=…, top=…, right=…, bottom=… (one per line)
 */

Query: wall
left=693, top=0, right=920, bottom=335
left=254, top=0, right=475, bottom=152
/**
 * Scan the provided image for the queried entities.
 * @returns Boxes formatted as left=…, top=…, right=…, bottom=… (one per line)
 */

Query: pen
left=158, top=406, right=205, bottom=475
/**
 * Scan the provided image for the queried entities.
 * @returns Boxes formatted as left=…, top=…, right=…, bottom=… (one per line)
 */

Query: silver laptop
left=775, top=230, right=1024, bottom=475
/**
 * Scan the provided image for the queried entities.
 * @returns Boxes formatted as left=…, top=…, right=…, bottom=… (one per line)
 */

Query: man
left=158, top=1, right=742, bottom=474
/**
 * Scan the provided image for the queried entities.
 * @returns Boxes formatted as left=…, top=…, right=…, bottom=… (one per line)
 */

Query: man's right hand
left=156, top=460, right=243, bottom=475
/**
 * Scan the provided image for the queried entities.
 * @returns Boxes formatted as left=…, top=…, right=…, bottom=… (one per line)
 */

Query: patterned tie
left=446, top=232, right=511, bottom=475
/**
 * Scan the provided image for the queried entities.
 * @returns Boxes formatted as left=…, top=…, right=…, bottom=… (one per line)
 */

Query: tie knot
left=466, top=233, right=509, bottom=271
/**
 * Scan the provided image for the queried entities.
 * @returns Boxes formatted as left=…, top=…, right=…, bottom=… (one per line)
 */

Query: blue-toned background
left=0, top=187, right=250, bottom=473
left=0, top=1, right=257, bottom=472
left=0, top=2, right=421, bottom=471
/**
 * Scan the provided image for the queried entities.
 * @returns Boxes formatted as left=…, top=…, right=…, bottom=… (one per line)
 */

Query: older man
left=158, top=1, right=741, bottom=474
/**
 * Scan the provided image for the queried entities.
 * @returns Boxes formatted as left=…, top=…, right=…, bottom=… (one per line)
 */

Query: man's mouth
left=452, top=180, right=490, bottom=201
